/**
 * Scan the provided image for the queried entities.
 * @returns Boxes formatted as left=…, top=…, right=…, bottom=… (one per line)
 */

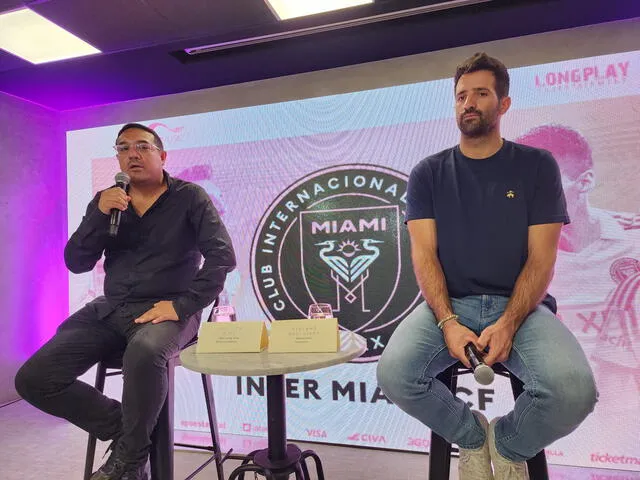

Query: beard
left=457, top=107, right=499, bottom=138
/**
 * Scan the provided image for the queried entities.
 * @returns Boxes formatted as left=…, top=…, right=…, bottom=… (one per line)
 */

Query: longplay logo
left=534, top=60, right=629, bottom=88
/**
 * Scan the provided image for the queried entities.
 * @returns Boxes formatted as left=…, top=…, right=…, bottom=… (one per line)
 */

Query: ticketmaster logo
left=590, top=453, right=640, bottom=466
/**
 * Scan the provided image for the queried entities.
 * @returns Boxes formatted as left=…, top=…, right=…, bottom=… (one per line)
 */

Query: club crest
left=250, top=165, right=421, bottom=361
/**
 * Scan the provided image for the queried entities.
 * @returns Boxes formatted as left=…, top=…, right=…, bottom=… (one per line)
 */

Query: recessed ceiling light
left=265, top=0, right=374, bottom=21
left=0, top=8, right=100, bottom=64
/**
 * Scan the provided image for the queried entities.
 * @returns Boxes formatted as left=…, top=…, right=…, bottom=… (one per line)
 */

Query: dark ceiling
left=0, top=0, right=638, bottom=111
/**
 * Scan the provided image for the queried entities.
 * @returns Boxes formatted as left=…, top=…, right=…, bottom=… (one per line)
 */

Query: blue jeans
left=377, top=295, right=598, bottom=462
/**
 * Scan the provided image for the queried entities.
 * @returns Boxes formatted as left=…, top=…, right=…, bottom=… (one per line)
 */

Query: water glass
left=307, top=303, right=333, bottom=319
left=211, top=305, right=237, bottom=322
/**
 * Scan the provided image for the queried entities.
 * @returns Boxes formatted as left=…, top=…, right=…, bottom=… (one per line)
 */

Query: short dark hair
left=116, top=123, right=164, bottom=150
left=454, top=52, right=510, bottom=99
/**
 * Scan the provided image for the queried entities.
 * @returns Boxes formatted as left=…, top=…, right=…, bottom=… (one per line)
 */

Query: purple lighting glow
left=0, top=92, right=68, bottom=363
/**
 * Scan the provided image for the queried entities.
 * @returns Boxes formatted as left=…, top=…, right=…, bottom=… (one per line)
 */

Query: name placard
left=196, top=321, right=268, bottom=353
left=269, top=318, right=340, bottom=353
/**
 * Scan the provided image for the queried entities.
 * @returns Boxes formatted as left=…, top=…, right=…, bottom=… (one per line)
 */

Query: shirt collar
left=594, top=208, right=625, bottom=241
left=163, top=170, right=174, bottom=191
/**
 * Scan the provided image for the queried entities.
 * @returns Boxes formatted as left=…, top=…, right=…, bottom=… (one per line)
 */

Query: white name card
left=196, top=321, right=268, bottom=353
left=269, top=318, right=340, bottom=353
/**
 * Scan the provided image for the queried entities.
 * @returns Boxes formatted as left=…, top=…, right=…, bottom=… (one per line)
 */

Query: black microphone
left=464, top=343, right=495, bottom=385
left=109, top=172, right=130, bottom=237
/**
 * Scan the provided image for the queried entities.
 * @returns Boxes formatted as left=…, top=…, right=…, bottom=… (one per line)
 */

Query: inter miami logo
left=250, top=165, right=421, bottom=361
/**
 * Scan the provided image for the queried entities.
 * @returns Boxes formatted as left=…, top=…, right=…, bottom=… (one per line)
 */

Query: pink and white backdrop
left=67, top=49, right=640, bottom=472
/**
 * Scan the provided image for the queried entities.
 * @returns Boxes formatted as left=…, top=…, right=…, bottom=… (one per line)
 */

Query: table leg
left=257, top=374, right=297, bottom=480
left=228, top=374, right=324, bottom=480
left=267, top=375, right=287, bottom=462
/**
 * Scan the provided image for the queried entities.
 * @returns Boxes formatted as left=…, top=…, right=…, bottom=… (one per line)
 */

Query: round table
left=180, top=330, right=367, bottom=480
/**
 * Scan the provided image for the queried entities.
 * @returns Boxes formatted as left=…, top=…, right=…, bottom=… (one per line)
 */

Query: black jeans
left=14, top=298, right=200, bottom=465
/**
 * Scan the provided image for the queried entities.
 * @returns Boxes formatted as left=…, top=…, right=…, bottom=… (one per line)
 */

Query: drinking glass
left=307, top=303, right=333, bottom=319
left=211, top=305, right=237, bottom=322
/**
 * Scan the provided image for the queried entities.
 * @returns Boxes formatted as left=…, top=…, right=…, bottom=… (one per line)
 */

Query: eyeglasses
left=113, top=142, right=162, bottom=155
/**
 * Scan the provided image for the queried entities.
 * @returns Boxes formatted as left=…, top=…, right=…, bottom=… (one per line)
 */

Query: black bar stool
left=428, top=362, right=549, bottom=480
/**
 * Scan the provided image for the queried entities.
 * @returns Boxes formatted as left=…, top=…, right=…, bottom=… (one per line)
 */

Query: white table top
left=180, top=330, right=367, bottom=376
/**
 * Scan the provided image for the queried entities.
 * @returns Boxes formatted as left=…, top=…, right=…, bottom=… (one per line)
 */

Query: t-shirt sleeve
left=528, top=151, right=570, bottom=226
left=405, top=161, right=435, bottom=222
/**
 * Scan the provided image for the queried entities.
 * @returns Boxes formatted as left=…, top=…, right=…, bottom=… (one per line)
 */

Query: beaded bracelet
left=437, top=313, right=459, bottom=330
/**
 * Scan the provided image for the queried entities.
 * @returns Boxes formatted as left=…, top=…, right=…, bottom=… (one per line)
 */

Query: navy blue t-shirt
left=405, top=140, right=569, bottom=313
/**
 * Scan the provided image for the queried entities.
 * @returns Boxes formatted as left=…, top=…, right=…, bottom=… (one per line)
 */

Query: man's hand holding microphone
left=440, top=314, right=495, bottom=385
left=98, top=172, right=131, bottom=237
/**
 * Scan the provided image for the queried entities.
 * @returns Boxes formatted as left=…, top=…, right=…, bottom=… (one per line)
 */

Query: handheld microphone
left=109, top=172, right=130, bottom=237
left=464, top=343, right=494, bottom=385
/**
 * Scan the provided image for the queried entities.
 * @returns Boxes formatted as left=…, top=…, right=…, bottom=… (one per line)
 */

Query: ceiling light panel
left=0, top=8, right=100, bottom=64
left=265, top=0, right=374, bottom=20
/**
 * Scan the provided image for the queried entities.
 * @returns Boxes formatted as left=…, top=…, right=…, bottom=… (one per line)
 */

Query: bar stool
left=428, top=362, right=549, bottom=480
left=83, top=304, right=241, bottom=480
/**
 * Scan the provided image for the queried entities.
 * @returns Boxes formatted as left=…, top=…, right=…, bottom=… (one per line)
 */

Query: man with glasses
left=15, top=123, right=236, bottom=480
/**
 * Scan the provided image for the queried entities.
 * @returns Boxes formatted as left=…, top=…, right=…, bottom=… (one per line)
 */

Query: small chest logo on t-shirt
left=506, top=190, right=516, bottom=199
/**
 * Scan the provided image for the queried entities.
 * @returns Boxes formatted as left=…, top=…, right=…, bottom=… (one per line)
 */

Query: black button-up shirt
left=64, top=172, right=236, bottom=320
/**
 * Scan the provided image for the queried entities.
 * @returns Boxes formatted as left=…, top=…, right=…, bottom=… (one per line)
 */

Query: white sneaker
left=458, top=411, right=494, bottom=480
left=488, top=417, right=528, bottom=480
